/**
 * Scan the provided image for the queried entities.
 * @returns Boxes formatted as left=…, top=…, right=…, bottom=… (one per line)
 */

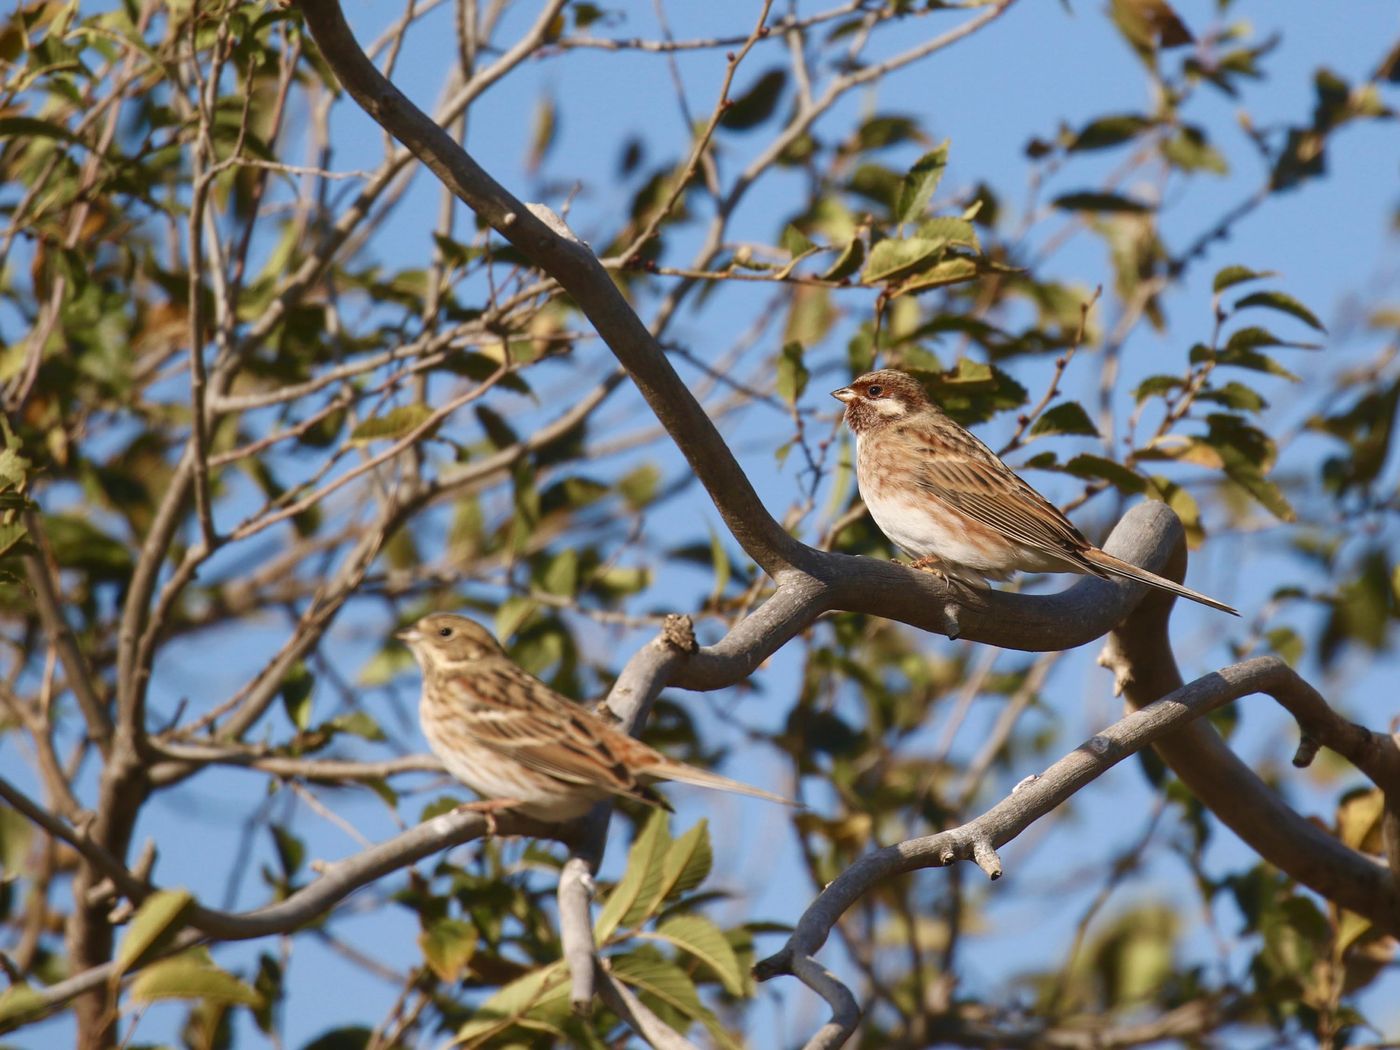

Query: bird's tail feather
left=1082, top=549, right=1238, bottom=616
left=647, top=760, right=798, bottom=807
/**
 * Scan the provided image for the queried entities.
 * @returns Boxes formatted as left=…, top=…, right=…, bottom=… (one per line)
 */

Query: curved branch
left=297, top=0, right=806, bottom=577
left=1100, top=581, right=1400, bottom=927
left=752, top=656, right=1400, bottom=1049
left=292, top=0, right=1218, bottom=664
left=0, top=796, right=569, bottom=1029
left=290, top=6, right=1400, bottom=1038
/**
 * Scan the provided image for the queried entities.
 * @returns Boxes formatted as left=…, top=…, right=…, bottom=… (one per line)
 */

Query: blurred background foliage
left=0, top=0, right=1397, bottom=1047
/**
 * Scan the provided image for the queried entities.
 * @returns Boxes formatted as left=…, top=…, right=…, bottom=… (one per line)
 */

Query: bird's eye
left=867, top=384, right=884, bottom=398
left=438, top=626, right=453, bottom=638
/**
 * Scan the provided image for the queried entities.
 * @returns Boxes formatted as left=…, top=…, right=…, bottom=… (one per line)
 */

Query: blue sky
left=13, top=0, right=1400, bottom=1046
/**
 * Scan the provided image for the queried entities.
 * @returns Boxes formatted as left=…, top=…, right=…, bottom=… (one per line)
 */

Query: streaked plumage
left=398, top=614, right=792, bottom=821
left=833, top=369, right=1238, bottom=615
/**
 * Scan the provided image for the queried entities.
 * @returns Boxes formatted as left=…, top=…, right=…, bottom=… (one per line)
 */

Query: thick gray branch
left=291, top=5, right=1400, bottom=1039
left=753, top=656, right=1399, bottom=1050
left=0, top=799, right=568, bottom=1029
left=297, top=0, right=804, bottom=576
left=1101, top=587, right=1400, bottom=927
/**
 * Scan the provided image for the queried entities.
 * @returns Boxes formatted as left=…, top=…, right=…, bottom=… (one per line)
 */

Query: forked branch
left=754, top=656, right=1400, bottom=1050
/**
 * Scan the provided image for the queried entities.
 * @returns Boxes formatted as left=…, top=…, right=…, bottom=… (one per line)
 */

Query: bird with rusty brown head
left=398, top=613, right=793, bottom=822
left=832, top=368, right=1237, bottom=615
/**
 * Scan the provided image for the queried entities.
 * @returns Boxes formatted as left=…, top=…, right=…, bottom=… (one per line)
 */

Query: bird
left=397, top=613, right=793, bottom=822
left=831, top=368, right=1238, bottom=615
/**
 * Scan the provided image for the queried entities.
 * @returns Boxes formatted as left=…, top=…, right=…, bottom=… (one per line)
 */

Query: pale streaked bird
left=398, top=613, right=793, bottom=821
left=833, top=368, right=1238, bottom=616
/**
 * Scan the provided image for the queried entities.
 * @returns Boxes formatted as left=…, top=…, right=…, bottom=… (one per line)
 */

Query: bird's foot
left=454, top=798, right=521, bottom=837
left=904, top=557, right=982, bottom=636
left=908, top=555, right=945, bottom=573
left=908, top=556, right=970, bottom=595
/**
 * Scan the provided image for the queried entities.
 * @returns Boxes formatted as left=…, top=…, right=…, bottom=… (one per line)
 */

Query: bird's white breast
left=855, top=433, right=1013, bottom=582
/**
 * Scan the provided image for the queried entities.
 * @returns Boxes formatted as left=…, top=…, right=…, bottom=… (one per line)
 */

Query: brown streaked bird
left=832, top=368, right=1238, bottom=615
left=398, top=614, right=793, bottom=822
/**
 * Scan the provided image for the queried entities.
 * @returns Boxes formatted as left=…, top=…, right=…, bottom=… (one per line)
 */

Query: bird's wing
left=441, top=663, right=660, bottom=798
left=894, top=422, right=1102, bottom=572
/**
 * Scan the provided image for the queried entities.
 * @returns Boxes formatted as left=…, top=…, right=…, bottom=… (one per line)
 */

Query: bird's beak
left=831, top=386, right=856, bottom=403
left=395, top=627, right=421, bottom=644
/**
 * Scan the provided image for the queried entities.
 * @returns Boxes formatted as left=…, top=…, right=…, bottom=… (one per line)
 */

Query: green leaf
left=821, top=237, right=865, bottom=281
left=539, top=548, right=579, bottom=597
left=651, top=914, right=746, bottom=996
left=495, top=596, right=537, bottom=641
left=475, top=403, right=519, bottom=450
left=1029, top=401, right=1099, bottom=438
left=297, top=1025, right=376, bottom=1050
left=1213, top=265, right=1273, bottom=293
left=418, top=917, right=477, bottom=982
left=0, top=983, right=47, bottom=1027
left=854, top=114, right=921, bottom=151
left=280, top=663, right=314, bottom=731
left=130, top=948, right=263, bottom=1007
left=327, top=710, right=386, bottom=742
left=1051, top=191, right=1153, bottom=213
left=431, top=232, right=476, bottom=268
left=780, top=225, right=815, bottom=256
left=1068, top=113, right=1152, bottom=151
left=776, top=341, right=809, bottom=405
left=914, top=216, right=979, bottom=251
left=1197, top=381, right=1267, bottom=412
left=1132, top=375, right=1183, bottom=402
left=618, top=463, right=661, bottom=510
left=609, top=953, right=738, bottom=1049
left=1145, top=476, right=1203, bottom=548
left=1211, top=327, right=1309, bottom=380
left=657, top=819, right=713, bottom=903
left=897, top=256, right=982, bottom=295
left=358, top=643, right=415, bottom=687
left=349, top=403, right=433, bottom=444
left=592, top=565, right=650, bottom=597
left=1336, top=909, right=1373, bottom=957
left=707, top=533, right=731, bottom=603
left=784, top=284, right=835, bottom=346
left=115, top=889, right=195, bottom=975
left=595, top=811, right=671, bottom=942
left=362, top=777, right=399, bottom=810
left=893, top=144, right=948, bottom=224
left=1062, top=454, right=1147, bottom=494
left=0, top=432, right=30, bottom=491
left=1161, top=126, right=1227, bottom=174
left=1223, top=461, right=1296, bottom=522
left=269, top=825, right=305, bottom=878
left=0, top=805, right=33, bottom=876
left=861, top=236, right=946, bottom=283
left=44, top=514, right=133, bottom=580
left=719, top=69, right=786, bottom=130
left=923, top=360, right=1028, bottom=425
left=453, top=961, right=568, bottom=1045
left=1190, top=421, right=1296, bottom=521
left=1234, top=290, right=1325, bottom=332
left=0, top=115, right=85, bottom=146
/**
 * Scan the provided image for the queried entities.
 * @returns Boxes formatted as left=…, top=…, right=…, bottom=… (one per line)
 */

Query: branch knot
left=657, top=614, right=698, bottom=654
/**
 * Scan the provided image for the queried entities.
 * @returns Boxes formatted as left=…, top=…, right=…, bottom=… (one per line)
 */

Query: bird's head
left=396, top=613, right=504, bottom=670
left=831, top=369, right=933, bottom=434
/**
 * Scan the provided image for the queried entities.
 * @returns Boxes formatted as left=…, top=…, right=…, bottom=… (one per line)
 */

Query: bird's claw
left=455, top=798, right=522, bottom=837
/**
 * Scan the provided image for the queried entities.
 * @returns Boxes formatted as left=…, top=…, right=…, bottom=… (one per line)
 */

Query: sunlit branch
left=754, top=656, right=1399, bottom=1049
